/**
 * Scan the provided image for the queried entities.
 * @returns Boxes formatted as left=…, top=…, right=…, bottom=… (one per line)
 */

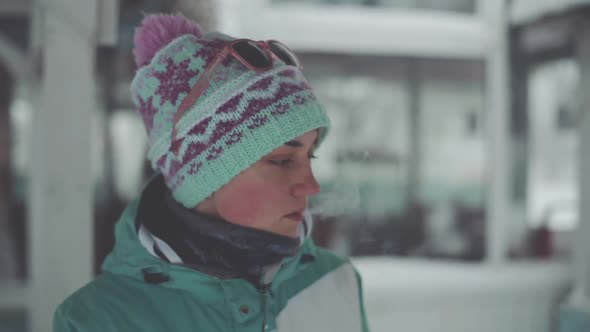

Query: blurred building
left=0, top=0, right=589, bottom=331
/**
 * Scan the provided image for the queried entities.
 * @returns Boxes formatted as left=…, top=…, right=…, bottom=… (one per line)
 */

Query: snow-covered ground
left=354, top=257, right=571, bottom=332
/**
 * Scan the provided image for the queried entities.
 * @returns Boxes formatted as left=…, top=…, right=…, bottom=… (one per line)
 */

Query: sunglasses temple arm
left=171, top=47, right=230, bottom=144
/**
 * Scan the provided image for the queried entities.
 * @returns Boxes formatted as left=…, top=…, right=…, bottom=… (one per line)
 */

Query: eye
left=269, top=159, right=294, bottom=167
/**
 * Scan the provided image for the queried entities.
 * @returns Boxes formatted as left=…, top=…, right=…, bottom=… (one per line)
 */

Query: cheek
left=214, top=181, right=282, bottom=226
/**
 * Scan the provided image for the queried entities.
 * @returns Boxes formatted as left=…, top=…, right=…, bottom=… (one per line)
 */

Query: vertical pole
left=482, top=0, right=510, bottom=263
left=575, top=24, right=590, bottom=303
left=29, top=0, right=96, bottom=330
left=406, top=59, right=421, bottom=205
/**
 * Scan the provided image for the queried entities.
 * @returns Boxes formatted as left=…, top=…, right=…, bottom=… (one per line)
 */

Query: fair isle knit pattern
left=131, top=32, right=330, bottom=208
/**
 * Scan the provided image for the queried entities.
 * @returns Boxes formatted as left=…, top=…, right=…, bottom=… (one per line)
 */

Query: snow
left=353, top=257, right=572, bottom=332
left=353, top=257, right=571, bottom=293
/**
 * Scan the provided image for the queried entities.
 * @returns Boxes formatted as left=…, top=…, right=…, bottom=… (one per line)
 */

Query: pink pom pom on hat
left=130, top=13, right=330, bottom=208
left=133, top=14, right=204, bottom=67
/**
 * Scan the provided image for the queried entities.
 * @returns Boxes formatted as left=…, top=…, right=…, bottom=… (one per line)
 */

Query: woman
left=54, top=13, right=370, bottom=332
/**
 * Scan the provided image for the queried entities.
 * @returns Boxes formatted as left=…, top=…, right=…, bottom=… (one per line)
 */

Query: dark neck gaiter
left=137, top=176, right=301, bottom=280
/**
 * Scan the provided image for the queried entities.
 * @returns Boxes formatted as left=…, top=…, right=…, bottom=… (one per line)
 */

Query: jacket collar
left=101, top=175, right=318, bottom=289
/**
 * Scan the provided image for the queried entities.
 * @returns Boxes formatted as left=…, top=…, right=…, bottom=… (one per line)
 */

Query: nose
left=291, top=167, right=321, bottom=198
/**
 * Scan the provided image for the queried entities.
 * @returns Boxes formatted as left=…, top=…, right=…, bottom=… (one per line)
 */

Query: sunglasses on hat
left=171, top=39, right=301, bottom=142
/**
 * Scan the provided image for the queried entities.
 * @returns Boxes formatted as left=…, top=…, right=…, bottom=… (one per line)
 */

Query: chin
left=277, top=229, right=299, bottom=239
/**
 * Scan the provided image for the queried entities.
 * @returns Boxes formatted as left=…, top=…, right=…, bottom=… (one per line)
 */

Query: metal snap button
left=239, top=305, right=249, bottom=315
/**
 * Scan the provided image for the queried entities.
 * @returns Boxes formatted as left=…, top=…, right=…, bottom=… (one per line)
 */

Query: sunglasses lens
left=232, top=40, right=272, bottom=68
left=268, top=41, right=299, bottom=67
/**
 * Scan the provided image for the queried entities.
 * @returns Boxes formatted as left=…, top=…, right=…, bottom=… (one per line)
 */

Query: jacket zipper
left=259, top=283, right=270, bottom=332
left=258, top=263, right=281, bottom=332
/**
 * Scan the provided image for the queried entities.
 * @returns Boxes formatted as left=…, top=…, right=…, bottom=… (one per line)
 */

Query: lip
left=284, top=210, right=305, bottom=222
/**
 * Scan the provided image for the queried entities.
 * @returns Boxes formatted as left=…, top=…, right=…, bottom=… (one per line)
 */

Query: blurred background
left=1, top=0, right=590, bottom=331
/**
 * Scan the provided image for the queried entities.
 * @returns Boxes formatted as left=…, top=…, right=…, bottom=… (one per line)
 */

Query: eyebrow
left=284, top=140, right=303, bottom=147
left=284, top=137, right=319, bottom=148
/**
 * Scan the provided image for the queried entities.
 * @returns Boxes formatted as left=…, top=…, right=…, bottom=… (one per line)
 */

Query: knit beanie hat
left=131, top=14, right=330, bottom=209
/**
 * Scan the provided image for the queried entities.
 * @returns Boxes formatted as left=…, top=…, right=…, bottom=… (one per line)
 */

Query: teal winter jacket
left=53, top=183, right=370, bottom=332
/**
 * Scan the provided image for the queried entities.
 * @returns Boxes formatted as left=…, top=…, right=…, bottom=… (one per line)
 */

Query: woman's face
left=196, top=130, right=320, bottom=238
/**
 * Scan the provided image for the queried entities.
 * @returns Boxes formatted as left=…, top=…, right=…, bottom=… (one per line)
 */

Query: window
left=508, top=58, right=580, bottom=260
left=0, top=56, right=29, bottom=332
left=0, top=61, right=28, bottom=282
